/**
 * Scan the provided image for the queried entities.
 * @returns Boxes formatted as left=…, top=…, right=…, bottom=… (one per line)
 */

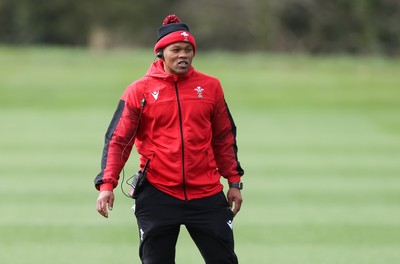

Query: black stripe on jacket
left=224, top=99, right=244, bottom=176
left=94, top=100, right=126, bottom=189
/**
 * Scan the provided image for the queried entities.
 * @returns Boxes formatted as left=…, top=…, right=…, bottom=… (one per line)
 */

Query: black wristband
left=229, top=182, right=243, bottom=190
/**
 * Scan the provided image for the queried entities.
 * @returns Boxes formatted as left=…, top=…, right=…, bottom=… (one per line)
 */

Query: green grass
left=1, top=46, right=400, bottom=263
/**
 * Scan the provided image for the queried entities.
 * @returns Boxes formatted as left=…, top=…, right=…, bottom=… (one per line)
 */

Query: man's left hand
left=227, top=188, right=243, bottom=216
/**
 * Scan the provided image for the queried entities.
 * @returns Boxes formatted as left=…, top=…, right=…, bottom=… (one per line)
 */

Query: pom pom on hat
left=154, top=14, right=196, bottom=55
left=163, top=14, right=181, bottom=25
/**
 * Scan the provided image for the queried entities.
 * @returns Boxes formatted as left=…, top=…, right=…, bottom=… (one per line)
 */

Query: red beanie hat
left=154, top=14, right=196, bottom=55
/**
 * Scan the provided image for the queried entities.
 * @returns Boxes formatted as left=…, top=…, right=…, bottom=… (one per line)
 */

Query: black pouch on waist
left=129, top=159, right=150, bottom=199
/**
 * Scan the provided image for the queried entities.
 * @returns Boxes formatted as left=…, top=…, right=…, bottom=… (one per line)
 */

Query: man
left=94, top=14, right=244, bottom=264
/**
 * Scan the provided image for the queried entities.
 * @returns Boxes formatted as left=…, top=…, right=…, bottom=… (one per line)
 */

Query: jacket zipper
left=174, top=82, right=188, bottom=200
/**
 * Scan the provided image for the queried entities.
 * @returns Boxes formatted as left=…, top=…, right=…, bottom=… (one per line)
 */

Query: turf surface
left=1, top=46, right=400, bottom=263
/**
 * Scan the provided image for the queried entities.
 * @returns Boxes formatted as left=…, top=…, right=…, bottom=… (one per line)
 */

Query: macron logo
left=151, top=91, right=159, bottom=100
left=227, top=220, right=233, bottom=230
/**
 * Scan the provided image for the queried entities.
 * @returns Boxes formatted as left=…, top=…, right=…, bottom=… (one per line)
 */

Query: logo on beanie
left=181, top=31, right=190, bottom=41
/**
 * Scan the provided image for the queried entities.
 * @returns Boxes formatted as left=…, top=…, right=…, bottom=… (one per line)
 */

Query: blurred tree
left=0, top=0, right=89, bottom=45
left=0, top=0, right=32, bottom=43
left=176, top=0, right=255, bottom=51
left=267, top=0, right=400, bottom=55
left=0, top=0, right=399, bottom=55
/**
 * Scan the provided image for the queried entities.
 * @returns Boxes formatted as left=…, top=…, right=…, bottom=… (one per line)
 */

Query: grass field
left=1, top=46, right=400, bottom=263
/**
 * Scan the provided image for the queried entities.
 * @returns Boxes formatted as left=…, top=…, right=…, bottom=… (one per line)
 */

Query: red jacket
left=95, top=60, right=244, bottom=200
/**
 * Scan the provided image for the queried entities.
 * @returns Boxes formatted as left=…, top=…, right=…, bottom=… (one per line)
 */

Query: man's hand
left=227, top=188, right=243, bottom=216
left=96, top=190, right=114, bottom=218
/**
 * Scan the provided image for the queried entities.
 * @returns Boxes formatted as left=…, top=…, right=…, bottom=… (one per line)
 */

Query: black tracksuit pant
left=134, top=183, right=238, bottom=264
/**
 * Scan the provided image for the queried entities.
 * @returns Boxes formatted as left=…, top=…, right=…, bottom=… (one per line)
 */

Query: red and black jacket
left=94, top=60, right=244, bottom=200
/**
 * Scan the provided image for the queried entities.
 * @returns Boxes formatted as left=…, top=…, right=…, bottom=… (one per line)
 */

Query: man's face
left=162, top=42, right=194, bottom=75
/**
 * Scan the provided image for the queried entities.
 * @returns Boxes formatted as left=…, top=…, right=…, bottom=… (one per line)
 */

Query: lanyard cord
left=119, top=56, right=157, bottom=198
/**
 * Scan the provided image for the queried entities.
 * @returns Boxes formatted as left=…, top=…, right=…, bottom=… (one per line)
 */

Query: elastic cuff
left=99, top=183, right=114, bottom=192
left=227, top=176, right=241, bottom=184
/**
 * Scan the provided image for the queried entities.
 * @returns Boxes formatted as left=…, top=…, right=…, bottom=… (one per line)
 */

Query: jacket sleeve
left=94, top=85, right=141, bottom=191
left=211, top=86, right=244, bottom=183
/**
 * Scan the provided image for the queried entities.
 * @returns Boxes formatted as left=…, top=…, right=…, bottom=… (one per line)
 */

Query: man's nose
left=179, top=50, right=190, bottom=57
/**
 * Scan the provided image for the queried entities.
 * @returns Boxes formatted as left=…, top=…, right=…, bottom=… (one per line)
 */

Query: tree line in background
left=1, top=0, right=399, bottom=55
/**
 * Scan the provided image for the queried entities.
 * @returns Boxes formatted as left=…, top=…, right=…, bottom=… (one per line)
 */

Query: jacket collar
left=145, top=60, right=194, bottom=82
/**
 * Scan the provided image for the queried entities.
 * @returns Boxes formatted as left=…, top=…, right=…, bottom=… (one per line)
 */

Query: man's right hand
left=96, top=190, right=114, bottom=218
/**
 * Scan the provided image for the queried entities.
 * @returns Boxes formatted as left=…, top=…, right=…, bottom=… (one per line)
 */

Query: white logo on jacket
left=194, top=86, right=204, bottom=98
left=151, top=91, right=159, bottom=100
